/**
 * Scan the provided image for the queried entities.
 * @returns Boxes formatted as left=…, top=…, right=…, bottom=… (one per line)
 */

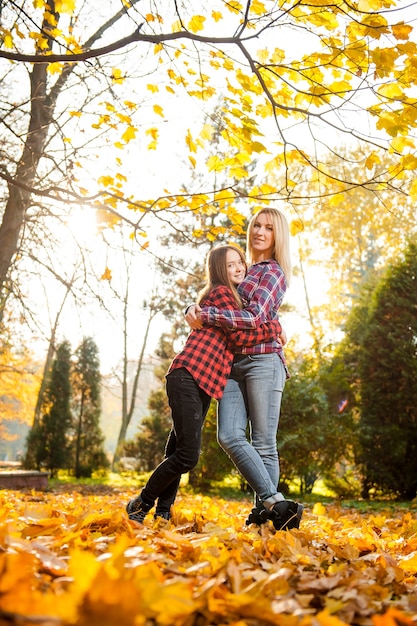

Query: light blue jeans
left=217, top=353, right=286, bottom=508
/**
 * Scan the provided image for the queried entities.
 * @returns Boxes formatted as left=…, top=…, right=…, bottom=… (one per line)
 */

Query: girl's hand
left=279, top=327, right=288, bottom=346
left=185, top=304, right=203, bottom=329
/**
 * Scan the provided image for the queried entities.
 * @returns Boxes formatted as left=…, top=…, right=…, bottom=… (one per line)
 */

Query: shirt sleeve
left=200, top=265, right=286, bottom=329
left=225, top=319, right=282, bottom=350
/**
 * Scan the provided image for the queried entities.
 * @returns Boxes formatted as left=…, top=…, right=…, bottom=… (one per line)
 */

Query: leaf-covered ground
left=0, top=486, right=416, bottom=626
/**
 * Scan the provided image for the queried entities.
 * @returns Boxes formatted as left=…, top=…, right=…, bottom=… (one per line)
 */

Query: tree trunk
left=112, top=306, right=156, bottom=470
left=0, top=62, right=50, bottom=317
left=0, top=0, right=143, bottom=319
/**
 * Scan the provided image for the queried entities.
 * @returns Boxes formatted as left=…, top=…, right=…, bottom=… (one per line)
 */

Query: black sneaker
left=267, top=500, right=303, bottom=531
left=245, top=503, right=268, bottom=526
left=126, top=496, right=152, bottom=523
left=154, top=511, right=170, bottom=521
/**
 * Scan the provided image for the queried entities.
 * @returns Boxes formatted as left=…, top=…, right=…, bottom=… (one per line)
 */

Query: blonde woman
left=186, top=209, right=303, bottom=531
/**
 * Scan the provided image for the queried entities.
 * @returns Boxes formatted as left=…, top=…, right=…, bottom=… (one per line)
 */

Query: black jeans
left=141, top=368, right=211, bottom=513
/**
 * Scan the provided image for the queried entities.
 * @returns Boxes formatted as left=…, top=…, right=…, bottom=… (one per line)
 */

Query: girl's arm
left=225, top=319, right=282, bottom=350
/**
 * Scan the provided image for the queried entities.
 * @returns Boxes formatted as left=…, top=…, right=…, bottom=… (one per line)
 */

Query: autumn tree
left=3, top=1, right=417, bottom=479
left=0, top=328, right=41, bottom=461
left=285, top=148, right=417, bottom=347
left=1, top=0, right=417, bottom=326
left=356, top=242, right=417, bottom=500
left=26, top=339, right=73, bottom=476
left=72, top=336, right=108, bottom=478
left=97, top=229, right=168, bottom=470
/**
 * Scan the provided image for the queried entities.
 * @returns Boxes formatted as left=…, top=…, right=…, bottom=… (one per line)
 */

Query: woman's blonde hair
left=247, top=208, right=292, bottom=285
left=197, top=244, right=246, bottom=307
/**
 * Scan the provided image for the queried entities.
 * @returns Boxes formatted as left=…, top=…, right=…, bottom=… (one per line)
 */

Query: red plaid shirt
left=168, top=285, right=281, bottom=400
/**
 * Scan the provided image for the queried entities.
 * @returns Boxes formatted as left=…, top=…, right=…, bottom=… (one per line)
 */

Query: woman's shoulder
left=249, top=259, right=282, bottom=274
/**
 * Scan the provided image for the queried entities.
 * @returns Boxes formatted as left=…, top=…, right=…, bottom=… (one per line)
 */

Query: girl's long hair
left=197, top=244, right=246, bottom=307
left=247, top=208, right=292, bottom=285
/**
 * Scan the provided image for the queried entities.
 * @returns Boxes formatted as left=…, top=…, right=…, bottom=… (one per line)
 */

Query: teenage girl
left=126, top=244, right=281, bottom=523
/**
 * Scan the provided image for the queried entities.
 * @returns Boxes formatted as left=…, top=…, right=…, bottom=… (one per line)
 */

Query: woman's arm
left=200, top=265, right=287, bottom=330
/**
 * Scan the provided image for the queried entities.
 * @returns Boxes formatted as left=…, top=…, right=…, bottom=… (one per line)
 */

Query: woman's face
left=226, top=249, right=246, bottom=285
left=250, top=212, right=275, bottom=259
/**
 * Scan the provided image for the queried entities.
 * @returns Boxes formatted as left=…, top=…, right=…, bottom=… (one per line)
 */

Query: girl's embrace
left=126, top=244, right=281, bottom=524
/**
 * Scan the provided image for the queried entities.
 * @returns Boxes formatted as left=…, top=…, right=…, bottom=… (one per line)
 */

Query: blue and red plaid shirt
left=168, top=284, right=281, bottom=399
left=199, top=260, right=289, bottom=375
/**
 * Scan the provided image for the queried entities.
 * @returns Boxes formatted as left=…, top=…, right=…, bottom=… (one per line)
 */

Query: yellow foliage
left=214, top=189, right=236, bottom=209
left=305, top=11, right=339, bottom=30
left=200, top=124, right=214, bottom=141
left=358, top=0, right=395, bottom=9
left=55, top=0, right=76, bottom=13
left=391, top=22, right=413, bottom=40
left=121, top=125, right=137, bottom=143
left=250, top=0, right=267, bottom=16
left=185, top=129, right=197, bottom=153
left=401, top=154, right=417, bottom=170
left=389, top=135, right=415, bottom=154
left=225, top=1, right=243, bottom=14
left=98, top=175, right=114, bottom=187
left=409, top=178, right=417, bottom=202
left=47, top=62, right=63, bottom=75
left=3, top=31, right=13, bottom=49
left=0, top=490, right=415, bottom=625
left=116, top=112, right=132, bottom=125
left=146, top=127, right=159, bottom=141
left=0, top=346, right=41, bottom=432
left=290, top=219, right=304, bottom=236
left=188, top=15, right=206, bottom=33
left=377, top=82, right=404, bottom=99
left=111, top=68, right=124, bottom=84
left=206, top=155, right=225, bottom=172
left=373, top=109, right=410, bottom=137
left=29, top=31, right=50, bottom=51
left=153, top=104, right=165, bottom=118
left=100, top=267, right=112, bottom=281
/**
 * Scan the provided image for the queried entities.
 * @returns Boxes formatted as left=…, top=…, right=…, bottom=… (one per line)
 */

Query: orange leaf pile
left=0, top=487, right=416, bottom=626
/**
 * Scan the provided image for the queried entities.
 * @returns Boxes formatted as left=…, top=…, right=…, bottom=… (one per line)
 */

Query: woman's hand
left=185, top=304, right=203, bottom=329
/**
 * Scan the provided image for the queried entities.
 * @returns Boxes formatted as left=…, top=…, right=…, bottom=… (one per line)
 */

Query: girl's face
left=226, top=249, right=246, bottom=285
left=250, top=212, right=275, bottom=260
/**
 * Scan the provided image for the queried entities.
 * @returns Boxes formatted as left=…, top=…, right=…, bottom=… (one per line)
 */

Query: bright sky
left=27, top=0, right=417, bottom=376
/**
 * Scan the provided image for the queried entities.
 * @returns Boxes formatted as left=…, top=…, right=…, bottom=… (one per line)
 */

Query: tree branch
left=0, top=28, right=248, bottom=64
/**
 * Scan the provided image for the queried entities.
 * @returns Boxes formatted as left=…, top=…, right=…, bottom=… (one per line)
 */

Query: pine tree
left=357, top=242, right=417, bottom=499
left=278, top=357, right=332, bottom=494
left=72, top=337, right=108, bottom=478
left=26, top=340, right=72, bottom=476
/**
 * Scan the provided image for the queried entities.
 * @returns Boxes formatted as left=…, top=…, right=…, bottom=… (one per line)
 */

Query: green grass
left=46, top=470, right=417, bottom=514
